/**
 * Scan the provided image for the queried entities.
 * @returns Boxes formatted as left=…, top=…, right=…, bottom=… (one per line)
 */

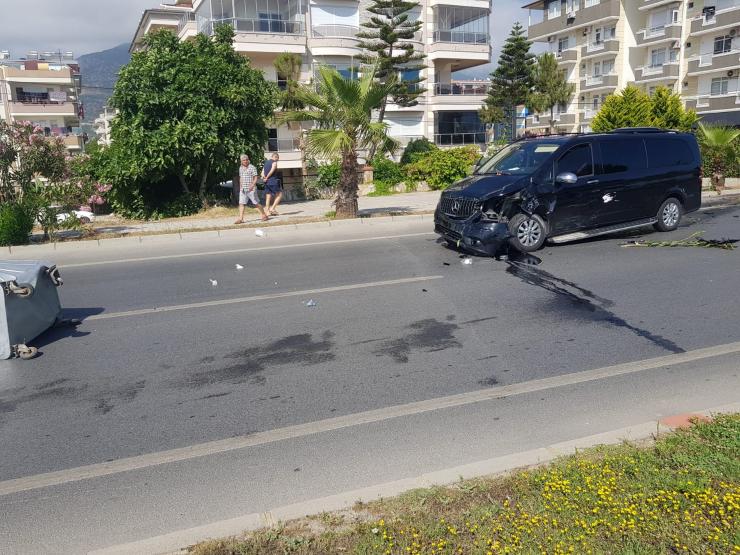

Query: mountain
left=78, top=43, right=130, bottom=123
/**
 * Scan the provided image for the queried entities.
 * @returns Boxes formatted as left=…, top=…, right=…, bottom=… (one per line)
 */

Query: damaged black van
left=434, top=128, right=702, bottom=254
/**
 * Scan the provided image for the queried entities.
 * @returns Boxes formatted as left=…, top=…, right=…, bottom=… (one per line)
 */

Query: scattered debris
left=235, top=264, right=244, bottom=271
left=461, top=257, right=473, bottom=265
left=255, top=229, right=265, bottom=237
left=422, top=289, right=428, bottom=292
left=442, top=262, right=451, bottom=266
left=275, top=281, right=279, bottom=286
left=209, top=279, right=218, bottom=287
left=303, top=299, right=317, bottom=307
left=621, top=232, right=737, bottom=250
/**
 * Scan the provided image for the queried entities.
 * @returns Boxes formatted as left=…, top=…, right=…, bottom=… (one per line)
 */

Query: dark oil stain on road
left=505, top=262, right=684, bottom=354
left=0, top=385, right=88, bottom=417
left=178, top=331, right=336, bottom=388
left=374, top=319, right=462, bottom=363
left=92, top=380, right=147, bottom=415
left=35, top=378, right=70, bottom=390
left=478, top=376, right=499, bottom=387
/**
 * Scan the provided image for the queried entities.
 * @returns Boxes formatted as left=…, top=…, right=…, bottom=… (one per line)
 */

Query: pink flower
left=88, top=194, right=104, bottom=205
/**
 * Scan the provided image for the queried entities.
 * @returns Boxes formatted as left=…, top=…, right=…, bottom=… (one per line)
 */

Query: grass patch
left=324, top=210, right=336, bottom=219
left=188, top=414, right=740, bottom=554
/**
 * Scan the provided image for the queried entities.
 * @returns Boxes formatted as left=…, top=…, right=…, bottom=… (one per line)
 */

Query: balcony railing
left=433, top=82, right=488, bottom=95
left=586, top=41, right=605, bottom=53
left=432, top=30, right=489, bottom=44
left=177, top=11, right=197, bottom=35
left=586, top=75, right=603, bottom=86
left=267, top=137, right=301, bottom=152
left=435, top=132, right=486, bottom=146
left=311, top=24, right=359, bottom=38
left=199, top=17, right=304, bottom=35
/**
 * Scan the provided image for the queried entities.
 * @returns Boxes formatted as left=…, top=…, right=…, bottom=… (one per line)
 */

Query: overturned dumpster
left=0, top=261, right=65, bottom=360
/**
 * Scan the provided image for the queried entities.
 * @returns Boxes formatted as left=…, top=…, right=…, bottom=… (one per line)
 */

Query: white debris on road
left=235, top=264, right=244, bottom=270
left=255, top=229, right=265, bottom=237
left=461, top=257, right=473, bottom=265
left=209, top=279, right=218, bottom=287
left=303, top=299, right=317, bottom=307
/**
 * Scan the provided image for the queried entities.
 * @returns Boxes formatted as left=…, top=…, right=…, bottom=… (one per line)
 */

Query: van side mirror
left=555, top=172, right=578, bottom=185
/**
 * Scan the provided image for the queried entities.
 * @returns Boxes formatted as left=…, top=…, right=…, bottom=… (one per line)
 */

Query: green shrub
left=400, top=138, right=438, bottom=166
left=158, top=194, right=202, bottom=218
left=315, top=161, right=341, bottom=190
left=370, top=156, right=403, bottom=196
left=404, top=146, right=480, bottom=190
left=0, top=202, right=34, bottom=246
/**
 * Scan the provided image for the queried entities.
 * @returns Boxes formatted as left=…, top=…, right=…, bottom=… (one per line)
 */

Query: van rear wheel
left=654, top=197, right=682, bottom=232
left=508, top=213, right=547, bottom=252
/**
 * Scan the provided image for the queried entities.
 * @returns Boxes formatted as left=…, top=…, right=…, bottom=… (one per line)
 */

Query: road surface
left=1, top=201, right=739, bottom=553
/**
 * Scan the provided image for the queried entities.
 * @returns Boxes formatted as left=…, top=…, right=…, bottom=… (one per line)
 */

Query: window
left=649, top=9, right=668, bottom=33
left=547, top=0, right=561, bottom=19
left=602, top=59, right=615, bottom=74
left=267, top=128, right=278, bottom=151
left=606, top=26, right=616, bottom=39
left=650, top=48, right=666, bottom=67
left=672, top=9, right=680, bottom=24
left=592, top=96, right=599, bottom=109
left=565, top=0, right=578, bottom=13
left=592, top=61, right=601, bottom=76
left=584, top=0, right=600, bottom=7
left=669, top=48, right=678, bottom=62
left=558, top=36, right=570, bottom=52
left=648, top=86, right=657, bottom=95
left=714, top=35, right=733, bottom=55
left=711, top=77, right=729, bottom=95
left=599, top=138, right=647, bottom=174
left=645, top=138, right=694, bottom=168
left=594, top=27, right=602, bottom=44
left=557, top=143, right=594, bottom=177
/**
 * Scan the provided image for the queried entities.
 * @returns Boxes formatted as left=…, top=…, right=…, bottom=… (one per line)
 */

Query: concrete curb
left=88, top=401, right=740, bottom=555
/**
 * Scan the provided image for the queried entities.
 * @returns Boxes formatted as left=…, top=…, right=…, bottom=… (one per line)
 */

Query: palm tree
left=698, top=123, right=740, bottom=192
left=278, top=66, right=397, bottom=218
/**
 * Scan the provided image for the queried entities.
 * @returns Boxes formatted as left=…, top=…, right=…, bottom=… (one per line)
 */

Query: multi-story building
left=130, top=0, right=492, bottom=188
left=523, top=0, right=740, bottom=132
left=0, top=50, right=84, bottom=151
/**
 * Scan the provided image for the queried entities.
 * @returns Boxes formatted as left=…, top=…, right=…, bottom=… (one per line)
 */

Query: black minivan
left=434, top=128, right=702, bottom=254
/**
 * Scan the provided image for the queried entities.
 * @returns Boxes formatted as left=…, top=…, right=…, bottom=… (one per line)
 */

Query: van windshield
left=477, top=142, right=561, bottom=176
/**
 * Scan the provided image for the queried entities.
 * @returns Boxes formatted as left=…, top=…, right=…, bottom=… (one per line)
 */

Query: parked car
left=56, top=209, right=95, bottom=224
left=434, top=128, right=702, bottom=254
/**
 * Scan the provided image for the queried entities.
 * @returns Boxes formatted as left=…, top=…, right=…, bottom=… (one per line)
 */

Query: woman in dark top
left=262, top=152, right=282, bottom=216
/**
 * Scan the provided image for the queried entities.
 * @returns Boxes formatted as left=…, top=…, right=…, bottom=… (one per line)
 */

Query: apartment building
left=0, top=50, right=84, bottom=151
left=523, top=0, right=740, bottom=132
left=130, top=0, right=492, bottom=188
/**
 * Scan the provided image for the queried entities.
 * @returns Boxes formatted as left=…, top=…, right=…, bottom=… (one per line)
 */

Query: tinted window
left=599, top=138, right=647, bottom=174
left=645, top=138, right=694, bottom=168
left=556, top=143, right=594, bottom=177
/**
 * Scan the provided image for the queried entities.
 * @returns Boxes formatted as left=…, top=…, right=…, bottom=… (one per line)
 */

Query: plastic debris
left=209, top=279, right=218, bottom=287
left=255, top=229, right=265, bottom=237
left=461, top=257, right=473, bottom=265
left=442, top=262, right=451, bottom=266
left=620, top=231, right=737, bottom=250
left=303, top=299, right=317, bottom=307
left=274, top=281, right=278, bottom=285
left=235, top=264, right=244, bottom=270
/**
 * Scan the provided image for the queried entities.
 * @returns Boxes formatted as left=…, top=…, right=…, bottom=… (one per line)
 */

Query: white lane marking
left=61, top=232, right=436, bottom=269
left=85, top=276, right=444, bottom=321
left=89, top=402, right=740, bottom=555
left=1, top=341, right=739, bottom=498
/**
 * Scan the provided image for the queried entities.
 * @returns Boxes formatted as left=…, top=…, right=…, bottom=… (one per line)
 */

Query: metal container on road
left=0, top=261, right=64, bottom=360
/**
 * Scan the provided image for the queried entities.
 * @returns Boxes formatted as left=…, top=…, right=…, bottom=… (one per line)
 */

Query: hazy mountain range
left=78, top=43, right=130, bottom=123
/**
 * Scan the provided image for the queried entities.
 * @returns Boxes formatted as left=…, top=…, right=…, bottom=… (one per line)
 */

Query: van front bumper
left=434, top=209, right=510, bottom=257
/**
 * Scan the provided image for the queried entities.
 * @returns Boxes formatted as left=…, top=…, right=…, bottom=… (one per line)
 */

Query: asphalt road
left=1, top=201, right=739, bottom=553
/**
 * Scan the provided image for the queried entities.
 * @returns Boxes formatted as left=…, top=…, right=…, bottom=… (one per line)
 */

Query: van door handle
left=587, top=179, right=599, bottom=185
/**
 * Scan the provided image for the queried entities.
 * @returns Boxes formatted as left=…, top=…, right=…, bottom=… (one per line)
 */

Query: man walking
left=262, top=152, right=282, bottom=216
left=235, top=154, right=268, bottom=224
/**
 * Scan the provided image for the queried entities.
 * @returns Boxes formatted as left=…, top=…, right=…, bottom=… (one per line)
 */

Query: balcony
left=434, top=132, right=486, bottom=146
left=687, top=50, right=740, bottom=76
left=267, top=137, right=302, bottom=167
left=640, top=0, right=678, bottom=8
left=687, top=93, right=740, bottom=112
left=9, top=101, right=77, bottom=116
left=527, top=0, right=621, bottom=42
left=308, top=24, right=362, bottom=56
left=581, top=73, right=619, bottom=91
left=432, top=30, right=489, bottom=44
left=556, top=49, right=579, bottom=63
left=1, top=65, right=74, bottom=83
left=634, top=62, right=680, bottom=82
left=636, top=23, right=682, bottom=46
left=690, top=4, right=740, bottom=36
left=433, top=81, right=488, bottom=96
left=62, top=135, right=84, bottom=150
left=582, top=107, right=599, bottom=120
left=532, top=112, right=577, bottom=127
left=177, top=11, right=197, bottom=39
left=580, top=39, right=620, bottom=59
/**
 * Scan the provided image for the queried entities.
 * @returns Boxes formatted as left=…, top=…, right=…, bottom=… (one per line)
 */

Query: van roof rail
left=608, top=127, right=670, bottom=134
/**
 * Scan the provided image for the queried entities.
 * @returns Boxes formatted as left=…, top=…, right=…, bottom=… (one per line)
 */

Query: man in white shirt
left=235, top=154, right=268, bottom=224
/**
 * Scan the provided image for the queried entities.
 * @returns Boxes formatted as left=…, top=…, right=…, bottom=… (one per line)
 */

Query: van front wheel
left=654, top=198, right=682, bottom=232
left=509, top=213, right=547, bottom=252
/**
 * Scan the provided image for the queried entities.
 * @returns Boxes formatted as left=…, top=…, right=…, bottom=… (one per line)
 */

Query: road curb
left=89, top=401, right=740, bottom=555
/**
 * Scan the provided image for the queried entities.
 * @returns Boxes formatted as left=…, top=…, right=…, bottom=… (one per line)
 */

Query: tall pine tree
left=357, top=0, right=426, bottom=125
left=480, top=23, right=535, bottom=139
left=527, top=53, right=575, bottom=133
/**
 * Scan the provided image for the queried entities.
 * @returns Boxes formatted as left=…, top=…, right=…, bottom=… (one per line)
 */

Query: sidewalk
left=85, top=191, right=442, bottom=237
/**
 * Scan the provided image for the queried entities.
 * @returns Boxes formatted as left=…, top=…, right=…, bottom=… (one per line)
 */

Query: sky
left=0, top=0, right=531, bottom=70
